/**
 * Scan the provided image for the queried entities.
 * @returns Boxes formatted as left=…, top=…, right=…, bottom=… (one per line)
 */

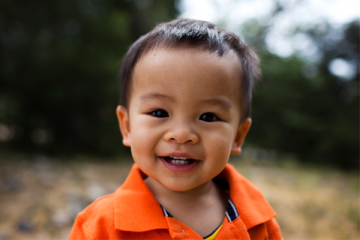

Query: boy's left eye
left=199, top=113, right=219, bottom=122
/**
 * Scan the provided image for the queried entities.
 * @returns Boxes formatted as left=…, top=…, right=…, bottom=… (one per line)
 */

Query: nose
left=164, top=123, right=199, bottom=144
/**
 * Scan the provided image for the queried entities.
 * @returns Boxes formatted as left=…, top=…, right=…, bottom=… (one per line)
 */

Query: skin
left=116, top=48, right=251, bottom=237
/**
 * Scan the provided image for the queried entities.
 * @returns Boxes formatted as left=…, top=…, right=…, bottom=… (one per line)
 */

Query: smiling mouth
left=161, top=156, right=196, bottom=165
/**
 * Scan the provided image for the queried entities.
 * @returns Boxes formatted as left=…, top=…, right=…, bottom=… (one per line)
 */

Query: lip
left=159, top=152, right=200, bottom=172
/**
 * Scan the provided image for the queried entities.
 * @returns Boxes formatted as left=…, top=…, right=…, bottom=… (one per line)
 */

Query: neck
left=145, top=177, right=219, bottom=207
left=145, top=176, right=228, bottom=238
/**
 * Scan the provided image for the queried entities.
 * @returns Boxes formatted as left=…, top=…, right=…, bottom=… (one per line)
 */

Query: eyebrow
left=140, top=93, right=174, bottom=102
left=139, top=93, right=232, bottom=109
left=201, top=98, right=232, bottom=109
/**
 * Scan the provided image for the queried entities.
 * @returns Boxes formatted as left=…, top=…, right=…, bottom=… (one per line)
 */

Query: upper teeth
left=171, top=156, right=188, bottom=160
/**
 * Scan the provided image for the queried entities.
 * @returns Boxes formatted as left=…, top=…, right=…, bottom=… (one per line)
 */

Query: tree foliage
left=0, top=0, right=178, bottom=155
left=0, top=1, right=358, bottom=169
left=248, top=20, right=359, bottom=169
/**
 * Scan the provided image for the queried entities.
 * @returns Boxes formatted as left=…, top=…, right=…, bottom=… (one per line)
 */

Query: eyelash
left=199, top=112, right=220, bottom=122
left=149, top=109, right=169, bottom=118
left=149, top=110, right=220, bottom=122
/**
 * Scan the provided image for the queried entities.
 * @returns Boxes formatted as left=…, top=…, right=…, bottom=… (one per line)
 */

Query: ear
left=116, top=106, right=131, bottom=147
left=231, top=118, right=251, bottom=155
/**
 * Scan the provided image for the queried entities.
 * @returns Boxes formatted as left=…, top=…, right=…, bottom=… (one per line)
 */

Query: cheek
left=202, top=134, right=233, bottom=175
left=130, top=129, right=158, bottom=175
left=203, top=126, right=235, bottom=157
left=130, top=119, right=162, bottom=158
left=131, top=130, right=154, bottom=155
left=206, top=139, right=232, bottom=161
left=201, top=139, right=231, bottom=181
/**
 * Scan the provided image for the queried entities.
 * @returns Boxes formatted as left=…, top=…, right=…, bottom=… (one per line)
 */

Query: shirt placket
left=166, top=217, right=203, bottom=239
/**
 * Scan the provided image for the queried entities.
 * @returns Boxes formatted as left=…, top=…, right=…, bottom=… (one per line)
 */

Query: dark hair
left=119, top=18, right=260, bottom=124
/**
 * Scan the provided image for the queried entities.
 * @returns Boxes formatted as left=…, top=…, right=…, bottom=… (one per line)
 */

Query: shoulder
left=247, top=218, right=282, bottom=240
left=78, top=191, right=119, bottom=229
left=68, top=193, right=117, bottom=240
left=265, top=218, right=283, bottom=239
left=80, top=193, right=115, bottom=221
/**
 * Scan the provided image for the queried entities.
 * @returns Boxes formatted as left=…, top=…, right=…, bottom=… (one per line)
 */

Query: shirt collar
left=161, top=198, right=239, bottom=223
left=114, top=164, right=168, bottom=232
left=114, top=163, right=275, bottom=232
left=215, top=164, right=276, bottom=229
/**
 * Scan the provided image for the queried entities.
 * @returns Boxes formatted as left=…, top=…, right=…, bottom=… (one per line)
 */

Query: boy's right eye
left=149, top=109, right=169, bottom=118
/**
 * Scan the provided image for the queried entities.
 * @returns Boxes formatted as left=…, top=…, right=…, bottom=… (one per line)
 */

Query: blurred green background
left=1, top=0, right=358, bottom=170
left=0, top=0, right=358, bottom=169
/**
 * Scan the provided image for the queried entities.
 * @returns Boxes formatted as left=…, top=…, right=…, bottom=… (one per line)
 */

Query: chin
left=161, top=179, right=204, bottom=192
left=167, top=185, right=192, bottom=192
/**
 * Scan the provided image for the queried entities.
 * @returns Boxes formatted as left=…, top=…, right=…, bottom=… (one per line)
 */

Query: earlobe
left=231, top=118, right=252, bottom=155
left=116, top=106, right=131, bottom=147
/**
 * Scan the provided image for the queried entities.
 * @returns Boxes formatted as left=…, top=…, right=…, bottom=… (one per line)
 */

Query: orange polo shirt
left=68, top=163, right=282, bottom=240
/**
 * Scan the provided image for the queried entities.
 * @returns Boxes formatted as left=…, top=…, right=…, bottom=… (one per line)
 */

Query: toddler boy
left=68, top=19, right=282, bottom=239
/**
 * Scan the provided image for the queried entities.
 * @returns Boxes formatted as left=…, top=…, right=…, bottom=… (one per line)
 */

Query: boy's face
left=117, top=48, right=251, bottom=192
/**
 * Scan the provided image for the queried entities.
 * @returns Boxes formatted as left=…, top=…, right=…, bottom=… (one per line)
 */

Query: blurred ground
left=0, top=154, right=359, bottom=240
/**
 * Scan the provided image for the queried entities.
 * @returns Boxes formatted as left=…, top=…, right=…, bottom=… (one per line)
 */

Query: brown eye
left=150, top=110, right=169, bottom=118
left=200, top=113, right=219, bottom=122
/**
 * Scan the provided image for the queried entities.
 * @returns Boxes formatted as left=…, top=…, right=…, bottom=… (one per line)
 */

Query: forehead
left=130, top=48, right=243, bottom=107
left=135, top=47, right=241, bottom=76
